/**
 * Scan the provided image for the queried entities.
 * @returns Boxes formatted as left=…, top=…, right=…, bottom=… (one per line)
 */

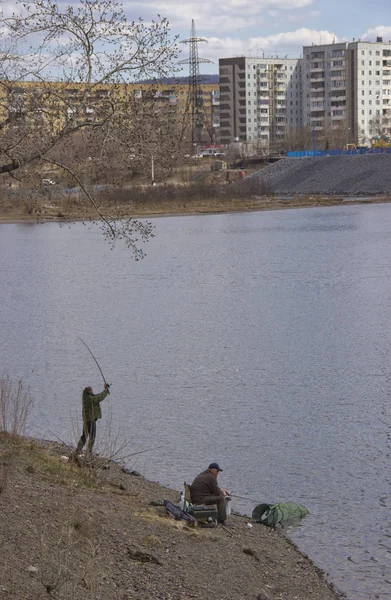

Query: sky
left=124, top=0, right=391, bottom=75
left=2, top=0, right=390, bottom=78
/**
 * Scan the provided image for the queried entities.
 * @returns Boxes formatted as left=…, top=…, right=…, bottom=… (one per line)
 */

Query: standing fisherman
left=76, top=338, right=111, bottom=455
left=76, top=383, right=110, bottom=454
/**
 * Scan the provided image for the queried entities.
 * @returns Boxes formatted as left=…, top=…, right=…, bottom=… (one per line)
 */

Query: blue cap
left=208, top=462, right=223, bottom=471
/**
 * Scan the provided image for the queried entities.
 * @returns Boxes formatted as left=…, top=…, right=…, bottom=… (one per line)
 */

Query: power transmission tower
left=179, top=20, right=213, bottom=149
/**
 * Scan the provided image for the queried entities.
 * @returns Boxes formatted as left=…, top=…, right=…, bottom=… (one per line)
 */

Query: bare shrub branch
left=0, top=376, right=35, bottom=436
left=0, top=0, right=180, bottom=255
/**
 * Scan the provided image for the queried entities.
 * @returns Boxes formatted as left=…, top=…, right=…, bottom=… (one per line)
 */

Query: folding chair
left=183, top=482, right=219, bottom=524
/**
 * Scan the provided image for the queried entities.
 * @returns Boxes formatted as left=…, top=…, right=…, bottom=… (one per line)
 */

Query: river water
left=1, top=204, right=391, bottom=600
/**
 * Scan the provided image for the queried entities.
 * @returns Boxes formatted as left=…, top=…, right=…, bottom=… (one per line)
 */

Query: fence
left=287, top=148, right=391, bottom=158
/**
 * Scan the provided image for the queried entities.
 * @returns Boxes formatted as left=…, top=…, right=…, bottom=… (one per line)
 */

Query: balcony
left=310, top=111, right=325, bottom=117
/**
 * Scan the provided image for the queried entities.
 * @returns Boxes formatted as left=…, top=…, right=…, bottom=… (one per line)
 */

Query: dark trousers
left=76, top=419, right=97, bottom=453
left=201, top=495, right=227, bottom=523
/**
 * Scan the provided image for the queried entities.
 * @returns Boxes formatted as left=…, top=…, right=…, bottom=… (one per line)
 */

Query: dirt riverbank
left=0, top=433, right=344, bottom=600
left=1, top=191, right=391, bottom=224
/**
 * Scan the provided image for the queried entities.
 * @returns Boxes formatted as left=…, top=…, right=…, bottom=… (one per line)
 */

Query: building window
left=361, top=61, right=365, bottom=65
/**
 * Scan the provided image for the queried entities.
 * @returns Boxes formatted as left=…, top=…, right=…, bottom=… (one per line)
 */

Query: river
left=1, top=204, right=391, bottom=600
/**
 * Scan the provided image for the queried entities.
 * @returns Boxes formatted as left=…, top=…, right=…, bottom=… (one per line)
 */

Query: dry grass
left=0, top=376, right=35, bottom=436
left=5, top=435, right=100, bottom=490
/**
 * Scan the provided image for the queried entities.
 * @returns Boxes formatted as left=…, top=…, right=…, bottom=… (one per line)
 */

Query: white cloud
left=199, top=28, right=338, bottom=61
left=362, top=26, right=391, bottom=42
left=123, top=0, right=313, bottom=33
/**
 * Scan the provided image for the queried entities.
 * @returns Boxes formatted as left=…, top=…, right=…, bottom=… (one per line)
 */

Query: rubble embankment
left=253, top=154, right=391, bottom=196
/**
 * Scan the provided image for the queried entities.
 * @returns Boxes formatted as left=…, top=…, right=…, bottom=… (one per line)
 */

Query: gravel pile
left=252, top=154, right=391, bottom=196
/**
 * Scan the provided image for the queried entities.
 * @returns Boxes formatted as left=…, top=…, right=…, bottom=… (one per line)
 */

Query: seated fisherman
left=190, top=462, right=228, bottom=525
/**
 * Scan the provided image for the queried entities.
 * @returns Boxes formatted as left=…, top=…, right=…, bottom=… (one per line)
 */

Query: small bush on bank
left=0, top=376, right=35, bottom=436
left=97, top=176, right=270, bottom=207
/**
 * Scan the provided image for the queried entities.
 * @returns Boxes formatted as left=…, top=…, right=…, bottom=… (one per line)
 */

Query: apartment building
left=130, top=83, right=220, bottom=143
left=302, top=42, right=350, bottom=144
left=302, top=37, right=391, bottom=145
left=348, top=39, right=391, bottom=144
left=219, top=56, right=302, bottom=149
left=2, top=81, right=220, bottom=143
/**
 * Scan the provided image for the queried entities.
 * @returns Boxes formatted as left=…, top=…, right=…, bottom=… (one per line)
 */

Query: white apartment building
left=302, top=37, right=391, bottom=145
left=349, top=39, right=391, bottom=144
left=219, top=56, right=302, bottom=149
left=220, top=38, right=391, bottom=150
left=302, top=42, right=349, bottom=142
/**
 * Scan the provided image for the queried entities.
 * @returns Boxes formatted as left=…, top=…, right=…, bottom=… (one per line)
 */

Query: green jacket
left=82, top=388, right=109, bottom=423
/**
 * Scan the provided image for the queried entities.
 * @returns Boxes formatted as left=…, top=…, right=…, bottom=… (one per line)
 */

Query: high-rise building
left=302, top=42, right=350, bottom=146
left=220, top=38, right=391, bottom=151
left=219, top=56, right=302, bottom=150
left=348, top=38, right=391, bottom=144
left=299, top=37, right=391, bottom=147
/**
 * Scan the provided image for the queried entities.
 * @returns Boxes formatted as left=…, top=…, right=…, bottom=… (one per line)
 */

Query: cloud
left=362, top=26, right=391, bottom=42
left=197, top=28, right=339, bottom=62
left=123, top=0, right=313, bottom=32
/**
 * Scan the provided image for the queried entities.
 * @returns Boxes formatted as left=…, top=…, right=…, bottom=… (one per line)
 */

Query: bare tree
left=0, top=0, right=179, bottom=256
left=368, top=113, right=391, bottom=143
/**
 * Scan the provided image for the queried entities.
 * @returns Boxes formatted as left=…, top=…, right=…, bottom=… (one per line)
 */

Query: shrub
left=0, top=376, right=35, bottom=436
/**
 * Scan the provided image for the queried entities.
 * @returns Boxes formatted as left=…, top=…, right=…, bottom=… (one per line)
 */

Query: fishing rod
left=48, top=429, right=74, bottom=453
left=78, top=337, right=110, bottom=394
left=229, top=493, right=263, bottom=503
left=127, top=445, right=165, bottom=459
